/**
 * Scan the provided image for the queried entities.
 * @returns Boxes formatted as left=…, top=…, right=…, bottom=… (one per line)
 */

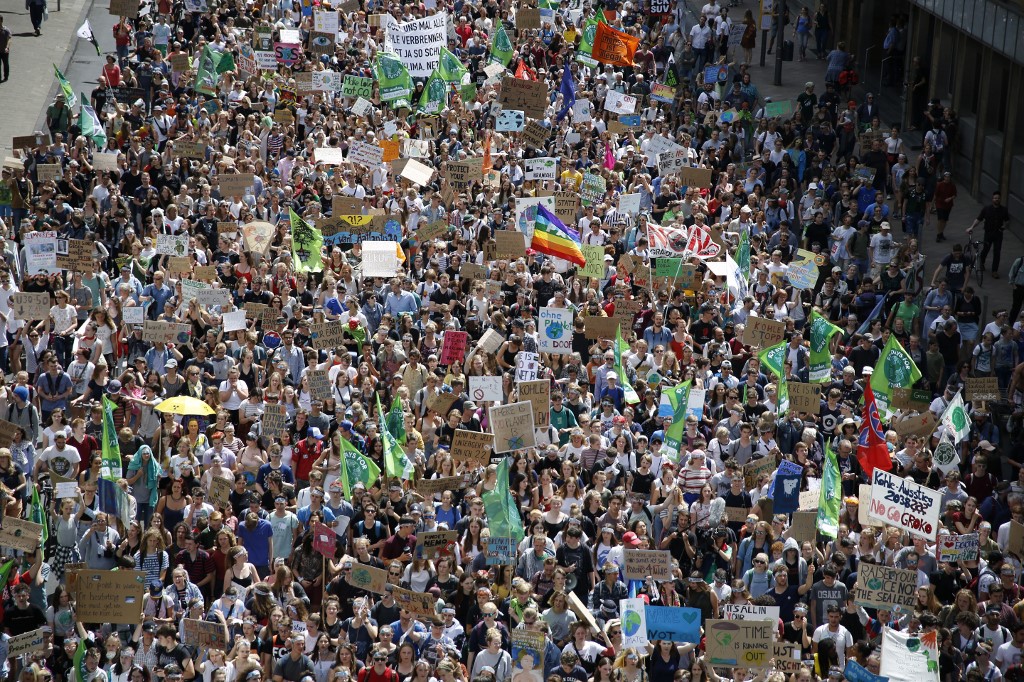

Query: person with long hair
left=134, top=527, right=169, bottom=587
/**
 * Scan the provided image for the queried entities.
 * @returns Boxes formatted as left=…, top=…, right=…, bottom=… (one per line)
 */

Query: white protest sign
left=314, top=10, right=339, bottom=33
left=363, top=241, right=400, bottom=278
left=657, top=148, right=692, bottom=175
left=619, top=598, right=648, bottom=648
left=538, top=307, right=573, bottom=355
left=24, top=231, right=57, bottom=275
left=524, top=157, right=557, bottom=181
left=724, top=603, right=781, bottom=623
left=312, top=70, right=342, bottom=92
left=603, top=90, right=637, bottom=114
left=349, top=141, right=384, bottom=168
left=315, top=147, right=345, bottom=166
left=880, top=627, right=940, bottom=682
left=572, top=100, right=592, bottom=120
left=515, top=351, right=539, bottom=382
left=867, top=469, right=941, bottom=540
left=468, top=376, right=503, bottom=403
left=122, top=307, right=145, bottom=325
left=352, top=97, right=374, bottom=118
left=384, top=12, right=449, bottom=78
left=223, top=310, right=247, bottom=332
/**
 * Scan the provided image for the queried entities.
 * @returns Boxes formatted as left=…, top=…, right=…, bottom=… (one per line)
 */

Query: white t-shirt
left=218, top=379, right=248, bottom=410
left=39, top=444, right=81, bottom=479
left=812, top=624, right=854, bottom=667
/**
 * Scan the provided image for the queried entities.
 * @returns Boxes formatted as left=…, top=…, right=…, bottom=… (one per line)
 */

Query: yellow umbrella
left=155, top=396, right=217, bottom=416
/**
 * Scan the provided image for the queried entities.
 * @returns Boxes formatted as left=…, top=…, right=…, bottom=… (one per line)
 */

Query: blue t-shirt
left=235, top=519, right=274, bottom=566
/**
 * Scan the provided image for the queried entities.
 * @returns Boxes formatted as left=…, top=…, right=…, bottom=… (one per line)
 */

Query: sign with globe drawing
left=619, top=598, right=648, bottom=648
left=538, top=307, right=573, bottom=355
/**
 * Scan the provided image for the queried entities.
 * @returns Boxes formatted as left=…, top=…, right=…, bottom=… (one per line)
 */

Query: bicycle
left=963, top=237, right=985, bottom=287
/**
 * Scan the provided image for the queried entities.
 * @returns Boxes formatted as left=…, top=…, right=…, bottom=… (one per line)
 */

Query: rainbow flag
left=531, top=204, right=586, bottom=266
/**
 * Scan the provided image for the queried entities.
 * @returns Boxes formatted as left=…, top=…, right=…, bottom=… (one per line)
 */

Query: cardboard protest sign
left=743, top=456, right=776, bottom=491
left=1008, top=520, right=1024, bottom=558
left=416, top=530, right=458, bottom=560
left=0, top=419, right=21, bottom=448
left=307, top=369, right=332, bottom=401
left=788, top=382, right=821, bottom=413
left=0, top=517, right=42, bottom=553
left=868, top=468, right=941, bottom=540
left=489, top=402, right=536, bottom=453
left=499, top=76, right=547, bottom=118
left=494, top=230, right=525, bottom=259
left=155, top=233, right=189, bottom=257
left=218, top=173, right=254, bottom=197
left=56, top=239, right=95, bottom=271
left=450, top=429, right=495, bottom=466
left=142, top=320, right=190, bottom=344
left=936, top=532, right=979, bottom=563
left=426, top=392, right=459, bottom=416
left=705, top=619, right=773, bottom=667
left=7, top=628, right=48, bottom=658
left=209, top=476, right=232, bottom=508
left=774, top=643, right=803, bottom=673
left=583, top=316, right=619, bottom=340
left=76, top=570, right=147, bottom=623
left=398, top=158, right=434, bottom=186
left=518, top=380, right=551, bottom=429
left=183, top=619, right=227, bottom=649
left=439, top=330, right=468, bottom=366
left=858, top=484, right=881, bottom=527
left=784, top=511, right=817, bottom=541
left=416, top=475, right=467, bottom=496
left=742, top=317, right=786, bottom=348
left=522, top=121, right=550, bottom=149
left=261, top=404, right=288, bottom=439
left=624, top=549, right=673, bottom=580
left=347, top=563, right=389, bottom=594
left=853, top=562, right=918, bottom=610
left=390, top=586, right=435, bottom=618
left=966, top=377, right=1001, bottom=402
left=11, top=292, right=50, bottom=320
left=567, top=590, right=601, bottom=634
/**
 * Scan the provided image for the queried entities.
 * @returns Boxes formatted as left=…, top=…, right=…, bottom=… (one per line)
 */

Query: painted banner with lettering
left=879, top=627, right=939, bottom=682
left=383, top=12, right=449, bottom=78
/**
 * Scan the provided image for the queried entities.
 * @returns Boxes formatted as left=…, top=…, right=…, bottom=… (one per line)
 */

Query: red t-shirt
left=292, top=440, right=322, bottom=482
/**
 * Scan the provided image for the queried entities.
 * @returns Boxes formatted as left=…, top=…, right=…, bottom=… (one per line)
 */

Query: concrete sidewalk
left=0, top=0, right=95, bottom=158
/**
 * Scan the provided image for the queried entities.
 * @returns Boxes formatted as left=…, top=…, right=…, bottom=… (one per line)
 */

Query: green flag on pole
left=870, top=334, right=923, bottom=417
left=941, top=391, right=972, bottom=442
left=577, top=17, right=601, bottom=67
left=73, top=634, right=88, bottom=682
left=817, top=445, right=841, bottom=538
left=195, top=44, right=233, bottom=95
left=662, top=379, right=691, bottom=464
left=482, top=458, right=523, bottom=543
left=0, top=559, right=15, bottom=594
left=338, top=437, right=380, bottom=499
left=418, top=68, right=448, bottom=114
left=490, top=24, right=514, bottom=66
left=437, top=46, right=468, bottom=84
left=808, top=310, right=843, bottom=382
left=53, top=64, right=77, bottom=109
left=290, top=208, right=323, bottom=274
left=614, top=324, right=640, bottom=404
left=758, top=340, right=787, bottom=380
left=737, top=228, right=751, bottom=278
left=78, top=94, right=107, bottom=149
left=378, top=394, right=414, bottom=482
left=374, top=51, right=413, bottom=109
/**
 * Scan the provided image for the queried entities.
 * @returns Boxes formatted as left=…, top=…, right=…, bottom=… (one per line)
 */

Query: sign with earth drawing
left=538, top=307, right=573, bottom=355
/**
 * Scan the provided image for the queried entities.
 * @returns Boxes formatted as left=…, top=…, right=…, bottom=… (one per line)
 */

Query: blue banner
left=769, top=460, right=804, bottom=514
left=844, top=660, right=889, bottom=682
left=645, top=606, right=701, bottom=643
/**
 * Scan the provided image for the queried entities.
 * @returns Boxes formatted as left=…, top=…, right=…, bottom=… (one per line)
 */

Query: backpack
left=358, top=667, right=399, bottom=682
left=838, top=70, right=859, bottom=86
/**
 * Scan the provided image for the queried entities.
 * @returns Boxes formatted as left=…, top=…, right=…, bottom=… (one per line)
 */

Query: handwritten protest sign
left=485, top=536, right=517, bottom=565
left=416, top=475, right=468, bottom=497
left=705, top=619, right=773, bottom=667
left=499, top=76, right=547, bottom=118
left=348, top=563, right=389, bottom=594
left=966, top=377, right=1001, bottom=402
left=538, top=307, right=573, bottom=355
left=76, top=570, right=147, bottom=623
left=518, top=380, right=551, bottom=430
left=868, top=468, right=941, bottom=540
left=724, top=604, right=781, bottom=623
left=489, top=402, right=536, bottom=453
left=784, top=511, right=817, bottom=541
left=390, top=586, right=435, bottom=618
left=11, top=292, right=50, bottom=320
left=306, top=369, right=331, bottom=401
left=468, top=376, right=503, bottom=403
left=209, top=476, right=232, bottom=508
left=624, top=549, right=673, bottom=580
left=7, top=629, right=48, bottom=658
left=439, top=330, right=468, bottom=365
left=0, top=517, right=42, bottom=553
left=183, top=619, right=227, bottom=649
left=788, top=381, right=821, bottom=413
left=450, top=429, right=495, bottom=466
left=742, top=317, right=786, bottom=348
left=936, top=532, right=979, bottom=563
left=261, top=404, right=288, bottom=439
left=416, top=530, right=458, bottom=560
left=645, top=605, right=701, bottom=642
left=853, top=562, right=918, bottom=610
left=744, top=456, right=776, bottom=491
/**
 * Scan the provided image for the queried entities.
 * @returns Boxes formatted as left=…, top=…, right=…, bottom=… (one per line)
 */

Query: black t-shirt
left=978, top=204, right=1009, bottom=235
left=155, top=643, right=190, bottom=671
left=5, top=605, right=46, bottom=636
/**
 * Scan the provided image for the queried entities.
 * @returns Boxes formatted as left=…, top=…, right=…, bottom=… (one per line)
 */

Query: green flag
left=73, top=633, right=88, bottom=682
left=817, top=445, right=841, bottom=538
left=490, top=24, right=514, bottom=66
left=378, top=395, right=414, bottom=482
left=758, top=340, right=787, bottom=380
left=577, top=17, right=600, bottom=67
left=482, top=458, right=523, bottom=543
left=338, top=437, right=380, bottom=499
left=418, top=68, right=448, bottom=114
left=614, top=324, right=640, bottom=404
left=52, top=64, right=77, bottom=109
left=290, top=208, right=323, bottom=274
left=662, top=380, right=691, bottom=464
left=385, top=396, right=406, bottom=445
left=664, top=53, right=678, bottom=87
left=99, top=395, right=123, bottom=518
left=870, top=334, right=922, bottom=417
left=808, top=310, right=843, bottom=382
left=78, top=93, right=107, bottom=149
left=374, top=51, right=413, bottom=109
left=737, top=228, right=750, bottom=277
left=777, top=375, right=789, bottom=414
left=30, top=484, right=47, bottom=545
left=195, top=44, right=232, bottom=95
left=0, top=559, right=15, bottom=593
left=437, top=46, right=468, bottom=84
